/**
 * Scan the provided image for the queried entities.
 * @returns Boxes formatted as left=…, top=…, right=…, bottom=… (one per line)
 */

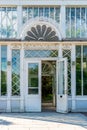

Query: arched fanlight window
left=24, top=25, right=59, bottom=41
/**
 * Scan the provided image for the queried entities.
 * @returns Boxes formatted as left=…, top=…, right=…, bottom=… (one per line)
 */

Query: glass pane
left=76, top=8, right=80, bottom=37
left=71, top=8, right=75, bottom=38
left=34, top=8, right=38, bottom=17
left=55, top=8, right=60, bottom=23
left=58, top=61, right=65, bottom=94
left=25, top=50, right=58, bottom=58
left=83, top=46, right=87, bottom=95
left=76, top=46, right=82, bottom=95
left=1, top=46, right=7, bottom=95
left=28, top=88, right=38, bottom=94
left=81, top=8, right=86, bottom=37
left=28, top=63, right=38, bottom=88
left=63, top=50, right=71, bottom=95
left=12, top=50, right=20, bottom=96
left=39, top=8, right=43, bottom=17
left=50, top=8, right=54, bottom=19
left=0, top=7, right=17, bottom=38
left=66, top=8, right=71, bottom=38
left=28, top=8, right=32, bottom=19
left=44, top=8, right=49, bottom=17
left=23, top=7, right=27, bottom=24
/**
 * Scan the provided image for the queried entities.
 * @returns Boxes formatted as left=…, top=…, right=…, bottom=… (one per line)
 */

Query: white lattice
left=12, top=50, right=20, bottom=95
left=24, top=50, right=58, bottom=58
left=63, top=49, right=71, bottom=95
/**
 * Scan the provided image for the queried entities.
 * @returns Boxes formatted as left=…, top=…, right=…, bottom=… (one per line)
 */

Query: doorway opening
left=42, top=61, right=56, bottom=112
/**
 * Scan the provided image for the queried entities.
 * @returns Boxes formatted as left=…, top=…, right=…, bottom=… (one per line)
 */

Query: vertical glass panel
left=76, top=8, right=80, bottom=37
left=81, top=8, right=86, bottom=37
left=28, top=63, right=38, bottom=94
left=86, top=8, right=87, bottom=36
left=0, top=8, right=1, bottom=37
left=71, top=8, right=75, bottom=37
left=7, top=7, right=12, bottom=38
left=12, top=50, right=20, bottom=96
left=50, top=8, right=54, bottom=19
left=76, top=46, right=82, bottom=95
left=0, top=7, right=17, bottom=38
left=1, top=7, right=7, bottom=38
left=63, top=50, right=71, bottom=95
left=58, top=61, right=64, bottom=94
left=55, top=8, right=60, bottom=23
left=23, top=7, right=27, bottom=24
left=44, top=8, right=49, bottom=17
left=66, top=8, right=71, bottom=38
left=39, top=8, right=43, bottom=17
left=28, top=8, right=33, bottom=19
left=83, top=46, right=87, bottom=95
left=1, top=46, right=7, bottom=95
left=34, top=8, right=38, bottom=17
left=12, top=7, right=17, bottom=38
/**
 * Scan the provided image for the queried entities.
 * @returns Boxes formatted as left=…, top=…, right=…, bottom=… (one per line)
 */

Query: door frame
left=24, top=58, right=68, bottom=112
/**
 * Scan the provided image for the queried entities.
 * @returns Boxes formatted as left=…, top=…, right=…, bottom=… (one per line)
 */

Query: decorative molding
left=10, top=43, right=22, bottom=49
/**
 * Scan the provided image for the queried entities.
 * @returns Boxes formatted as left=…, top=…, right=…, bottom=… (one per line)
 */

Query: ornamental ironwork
left=24, top=25, right=59, bottom=41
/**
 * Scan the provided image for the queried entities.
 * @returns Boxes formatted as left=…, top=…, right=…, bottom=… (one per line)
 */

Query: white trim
left=20, top=46, right=24, bottom=112
left=7, top=45, right=11, bottom=112
left=71, top=45, right=76, bottom=111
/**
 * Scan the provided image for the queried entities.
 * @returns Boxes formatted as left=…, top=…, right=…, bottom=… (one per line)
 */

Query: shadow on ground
left=0, top=112, right=87, bottom=129
left=0, top=118, right=12, bottom=125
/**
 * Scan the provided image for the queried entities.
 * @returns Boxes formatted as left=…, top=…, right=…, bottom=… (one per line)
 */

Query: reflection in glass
left=23, top=7, right=60, bottom=23
left=39, top=8, right=43, bottom=17
left=76, top=8, right=80, bottom=37
left=55, top=8, right=60, bottom=23
left=1, top=46, right=7, bottom=95
left=28, top=63, right=38, bottom=94
left=66, top=8, right=71, bottom=37
left=83, top=46, right=87, bottom=95
left=34, top=8, right=38, bottom=17
left=50, top=8, right=54, bottom=19
left=76, top=46, right=81, bottom=95
left=66, top=7, right=87, bottom=38
left=71, top=8, right=75, bottom=37
left=44, top=8, right=49, bottom=17
left=0, top=7, right=17, bottom=38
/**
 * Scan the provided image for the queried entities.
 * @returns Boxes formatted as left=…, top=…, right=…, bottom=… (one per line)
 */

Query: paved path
left=0, top=112, right=87, bottom=130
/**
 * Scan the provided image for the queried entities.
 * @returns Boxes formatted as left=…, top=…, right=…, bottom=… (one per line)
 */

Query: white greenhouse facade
left=0, top=0, right=87, bottom=113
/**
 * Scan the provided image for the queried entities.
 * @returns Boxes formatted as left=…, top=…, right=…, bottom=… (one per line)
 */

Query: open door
left=25, top=60, right=41, bottom=112
left=56, top=58, right=68, bottom=113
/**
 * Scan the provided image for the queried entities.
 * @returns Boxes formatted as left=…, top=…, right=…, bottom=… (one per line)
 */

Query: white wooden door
left=56, top=58, right=68, bottom=113
left=25, top=60, right=41, bottom=112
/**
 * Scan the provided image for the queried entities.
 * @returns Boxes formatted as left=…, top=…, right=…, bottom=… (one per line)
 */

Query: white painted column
left=59, top=45, right=62, bottom=58
left=17, top=5, right=22, bottom=38
left=60, top=5, right=66, bottom=39
left=71, top=45, right=76, bottom=111
left=20, top=45, right=24, bottom=112
left=7, top=45, right=11, bottom=112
